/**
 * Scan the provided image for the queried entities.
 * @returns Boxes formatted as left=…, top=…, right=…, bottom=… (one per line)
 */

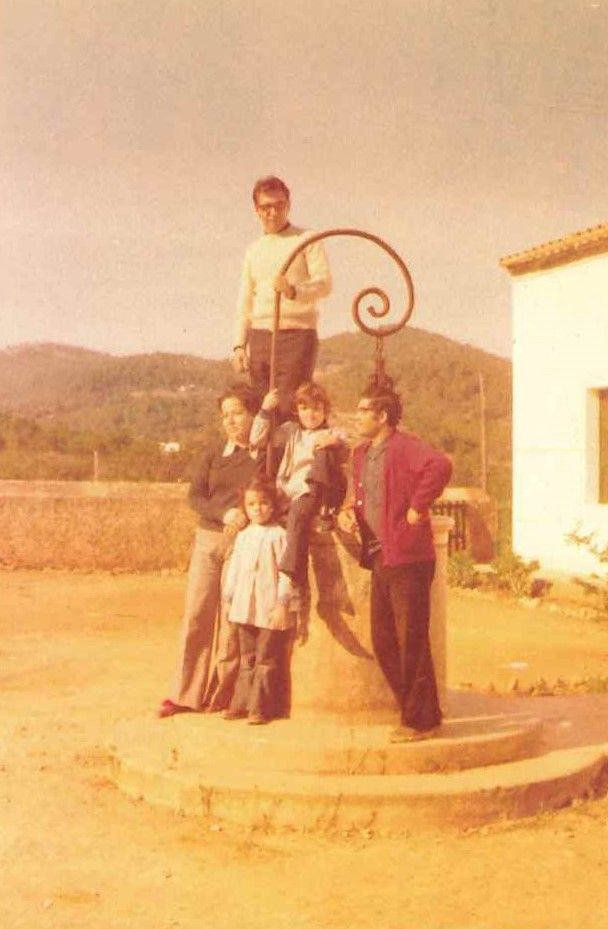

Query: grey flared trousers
left=170, top=527, right=239, bottom=710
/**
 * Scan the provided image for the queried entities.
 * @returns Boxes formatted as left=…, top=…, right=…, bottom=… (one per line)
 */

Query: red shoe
left=157, top=699, right=192, bottom=719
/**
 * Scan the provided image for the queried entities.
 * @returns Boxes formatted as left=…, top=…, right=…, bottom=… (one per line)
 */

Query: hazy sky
left=2, top=0, right=608, bottom=360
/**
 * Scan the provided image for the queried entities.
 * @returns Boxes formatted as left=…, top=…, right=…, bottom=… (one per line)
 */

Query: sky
left=2, top=0, right=608, bottom=361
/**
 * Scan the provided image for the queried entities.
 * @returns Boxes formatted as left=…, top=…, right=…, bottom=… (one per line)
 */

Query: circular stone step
left=106, top=710, right=608, bottom=830
left=111, top=711, right=544, bottom=778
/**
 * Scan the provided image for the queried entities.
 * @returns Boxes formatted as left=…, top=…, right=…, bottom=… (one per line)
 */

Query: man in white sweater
left=232, top=176, right=332, bottom=419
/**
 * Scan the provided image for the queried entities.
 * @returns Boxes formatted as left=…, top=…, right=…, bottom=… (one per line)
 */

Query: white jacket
left=223, top=523, right=296, bottom=630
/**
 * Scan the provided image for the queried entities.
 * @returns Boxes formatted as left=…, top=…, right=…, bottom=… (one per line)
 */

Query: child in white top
left=250, top=381, right=348, bottom=589
left=222, top=476, right=299, bottom=725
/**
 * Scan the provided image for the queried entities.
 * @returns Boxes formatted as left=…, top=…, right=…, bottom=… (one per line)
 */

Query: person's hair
left=294, top=380, right=330, bottom=415
left=217, top=382, right=261, bottom=415
left=252, top=175, right=290, bottom=205
left=359, top=377, right=403, bottom=427
left=240, top=474, right=280, bottom=520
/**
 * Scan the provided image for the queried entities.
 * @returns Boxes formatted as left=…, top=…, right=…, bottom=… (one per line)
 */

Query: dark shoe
left=247, top=714, right=269, bottom=726
left=389, top=724, right=440, bottom=743
left=157, top=699, right=193, bottom=719
left=222, top=708, right=247, bottom=720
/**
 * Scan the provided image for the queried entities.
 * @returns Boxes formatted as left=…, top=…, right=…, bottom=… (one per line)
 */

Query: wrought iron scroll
left=270, top=227, right=414, bottom=390
left=267, top=228, right=415, bottom=473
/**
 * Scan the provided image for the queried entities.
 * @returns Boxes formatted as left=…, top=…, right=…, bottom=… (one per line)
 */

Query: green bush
left=566, top=529, right=608, bottom=618
left=447, top=550, right=480, bottom=589
left=485, top=550, right=540, bottom=598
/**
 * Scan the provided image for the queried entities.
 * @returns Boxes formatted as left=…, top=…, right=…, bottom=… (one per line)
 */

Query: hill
left=318, top=327, right=511, bottom=499
left=0, top=341, right=229, bottom=423
left=0, top=332, right=511, bottom=498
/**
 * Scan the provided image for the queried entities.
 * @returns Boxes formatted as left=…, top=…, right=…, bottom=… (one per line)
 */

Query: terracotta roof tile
left=500, top=222, right=608, bottom=276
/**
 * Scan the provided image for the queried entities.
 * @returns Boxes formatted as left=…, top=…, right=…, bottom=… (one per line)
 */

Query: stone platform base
left=108, top=693, right=608, bottom=832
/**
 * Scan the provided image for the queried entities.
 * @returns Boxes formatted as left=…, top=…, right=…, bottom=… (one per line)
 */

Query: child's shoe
left=222, top=708, right=247, bottom=720
left=247, top=714, right=269, bottom=725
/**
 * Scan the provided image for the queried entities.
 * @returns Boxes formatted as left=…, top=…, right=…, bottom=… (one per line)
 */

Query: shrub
left=566, top=529, right=608, bottom=618
left=485, top=550, right=540, bottom=598
left=447, top=550, right=480, bottom=589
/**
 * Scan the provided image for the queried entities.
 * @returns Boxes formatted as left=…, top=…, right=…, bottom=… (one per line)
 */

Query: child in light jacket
left=222, top=476, right=300, bottom=725
left=250, top=381, right=348, bottom=590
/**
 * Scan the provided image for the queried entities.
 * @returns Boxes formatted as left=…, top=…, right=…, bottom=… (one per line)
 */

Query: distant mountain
left=0, top=342, right=229, bottom=416
left=317, top=327, right=511, bottom=499
left=0, top=331, right=511, bottom=497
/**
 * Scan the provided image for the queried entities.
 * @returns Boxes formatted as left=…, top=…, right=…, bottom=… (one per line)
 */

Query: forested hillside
left=318, top=328, right=511, bottom=499
left=0, top=331, right=511, bottom=498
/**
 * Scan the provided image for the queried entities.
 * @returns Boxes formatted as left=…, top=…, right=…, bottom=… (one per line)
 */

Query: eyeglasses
left=256, top=200, right=289, bottom=214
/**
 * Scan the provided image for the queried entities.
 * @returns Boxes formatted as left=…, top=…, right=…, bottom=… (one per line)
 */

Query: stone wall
left=0, top=480, right=493, bottom=571
left=0, top=480, right=196, bottom=571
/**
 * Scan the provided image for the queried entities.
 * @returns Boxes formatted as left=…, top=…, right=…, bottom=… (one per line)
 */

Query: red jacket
left=352, top=430, right=452, bottom=567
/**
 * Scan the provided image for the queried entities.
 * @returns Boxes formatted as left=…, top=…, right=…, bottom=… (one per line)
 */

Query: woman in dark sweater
left=158, top=384, right=262, bottom=717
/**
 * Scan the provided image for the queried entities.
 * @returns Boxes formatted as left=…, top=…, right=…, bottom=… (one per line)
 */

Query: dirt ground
left=2, top=569, right=608, bottom=929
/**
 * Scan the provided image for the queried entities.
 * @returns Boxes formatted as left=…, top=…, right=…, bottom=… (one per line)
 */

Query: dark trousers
left=229, top=624, right=288, bottom=720
left=248, top=328, right=318, bottom=419
left=279, top=447, right=346, bottom=588
left=280, top=488, right=322, bottom=587
left=370, top=558, right=441, bottom=731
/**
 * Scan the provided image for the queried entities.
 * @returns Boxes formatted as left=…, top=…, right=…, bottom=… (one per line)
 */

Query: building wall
left=512, top=252, right=608, bottom=573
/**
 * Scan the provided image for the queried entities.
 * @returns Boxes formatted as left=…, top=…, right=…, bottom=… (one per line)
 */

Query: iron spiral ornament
left=269, top=227, right=415, bottom=389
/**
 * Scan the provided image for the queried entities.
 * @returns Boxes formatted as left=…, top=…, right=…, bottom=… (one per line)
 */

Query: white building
left=501, top=223, right=608, bottom=574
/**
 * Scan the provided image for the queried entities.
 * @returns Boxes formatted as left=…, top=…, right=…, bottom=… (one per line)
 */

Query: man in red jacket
left=351, top=382, right=452, bottom=742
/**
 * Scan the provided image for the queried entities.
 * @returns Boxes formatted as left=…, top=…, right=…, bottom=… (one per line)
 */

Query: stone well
left=109, top=515, right=608, bottom=829
left=289, top=516, right=453, bottom=718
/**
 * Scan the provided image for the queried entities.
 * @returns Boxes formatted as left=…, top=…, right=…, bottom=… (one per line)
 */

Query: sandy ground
left=2, top=569, right=608, bottom=929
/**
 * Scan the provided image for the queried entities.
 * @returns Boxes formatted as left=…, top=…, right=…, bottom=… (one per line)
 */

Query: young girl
left=250, top=381, right=348, bottom=590
left=222, top=476, right=299, bottom=725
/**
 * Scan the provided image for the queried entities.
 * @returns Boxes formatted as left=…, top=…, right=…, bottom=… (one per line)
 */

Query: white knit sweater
left=234, top=224, right=332, bottom=346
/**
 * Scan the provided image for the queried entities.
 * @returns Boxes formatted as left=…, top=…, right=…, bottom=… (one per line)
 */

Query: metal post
left=267, top=227, right=415, bottom=473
